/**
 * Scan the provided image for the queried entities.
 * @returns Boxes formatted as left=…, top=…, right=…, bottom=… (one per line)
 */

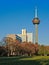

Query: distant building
left=7, top=34, right=22, bottom=42
left=27, top=33, right=33, bottom=42
left=17, top=29, right=33, bottom=43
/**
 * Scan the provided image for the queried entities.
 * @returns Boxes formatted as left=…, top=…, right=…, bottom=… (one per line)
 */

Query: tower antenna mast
left=35, top=7, right=38, bottom=18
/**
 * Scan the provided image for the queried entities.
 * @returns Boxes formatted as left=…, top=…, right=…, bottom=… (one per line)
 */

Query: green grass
left=0, top=56, right=49, bottom=65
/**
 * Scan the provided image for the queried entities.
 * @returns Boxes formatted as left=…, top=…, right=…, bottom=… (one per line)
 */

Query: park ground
left=0, top=56, right=49, bottom=65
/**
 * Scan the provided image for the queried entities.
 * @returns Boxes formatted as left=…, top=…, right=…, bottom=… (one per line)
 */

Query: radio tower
left=32, top=8, right=40, bottom=43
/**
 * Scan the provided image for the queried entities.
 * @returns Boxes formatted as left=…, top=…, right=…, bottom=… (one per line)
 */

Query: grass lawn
left=0, top=56, right=49, bottom=65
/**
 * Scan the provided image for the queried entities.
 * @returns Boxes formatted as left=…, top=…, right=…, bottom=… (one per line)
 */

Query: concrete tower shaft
left=35, top=24, right=38, bottom=43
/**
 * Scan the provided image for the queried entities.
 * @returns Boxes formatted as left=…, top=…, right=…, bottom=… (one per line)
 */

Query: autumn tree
left=34, top=43, right=39, bottom=55
left=16, top=42, right=36, bottom=56
left=3, top=37, right=14, bottom=56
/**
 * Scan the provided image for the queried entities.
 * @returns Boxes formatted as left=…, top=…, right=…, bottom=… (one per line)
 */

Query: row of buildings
left=7, top=29, right=33, bottom=43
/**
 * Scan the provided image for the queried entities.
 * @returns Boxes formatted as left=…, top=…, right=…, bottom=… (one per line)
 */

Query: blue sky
left=0, top=0, right=49, bottom=45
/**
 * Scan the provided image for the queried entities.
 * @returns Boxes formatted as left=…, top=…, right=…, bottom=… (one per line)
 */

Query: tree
left=19, top=42, right=36, bottom=56
left=38, top=45, right=48, bottom=56
left=3, top=37, right=14, bottom=56
left=0, top=46, right=7, bottom=56
left=34, top=43, right=39, bottom=55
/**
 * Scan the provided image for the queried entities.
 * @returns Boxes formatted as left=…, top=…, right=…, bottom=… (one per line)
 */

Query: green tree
left=38, top=45, right=48, bottom=56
